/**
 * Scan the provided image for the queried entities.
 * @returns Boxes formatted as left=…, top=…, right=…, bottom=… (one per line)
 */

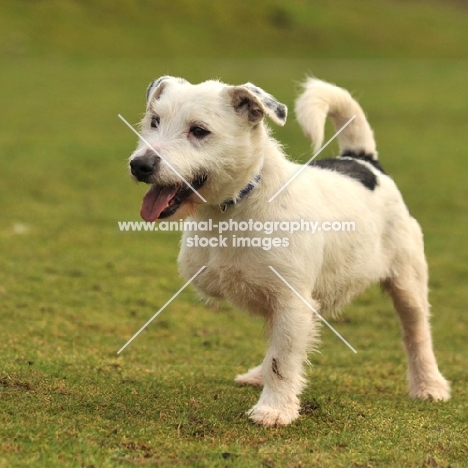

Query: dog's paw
left=235, top=365, right=264, bottom=387
left=247, top=403, right=300, bottom=427
left=410, top=376, right=451, bottom=402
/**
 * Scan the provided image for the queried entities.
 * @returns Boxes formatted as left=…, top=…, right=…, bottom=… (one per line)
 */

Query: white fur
left=129, top=76, right=450, bottom=427
left=295, top=78, right=377, bottom=156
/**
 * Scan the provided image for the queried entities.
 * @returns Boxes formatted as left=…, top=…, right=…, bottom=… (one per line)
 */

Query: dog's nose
left=130, top=152, right=160, bottom=180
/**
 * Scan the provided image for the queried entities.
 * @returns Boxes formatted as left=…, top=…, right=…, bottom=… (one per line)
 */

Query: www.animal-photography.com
left=1, top=1, right=467, bottom=467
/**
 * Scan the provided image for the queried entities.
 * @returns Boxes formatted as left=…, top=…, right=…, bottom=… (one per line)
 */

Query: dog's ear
left=146, top=76, right=170, bottom=104
left=228, top=83, right=287, bottom=126
left=146, top=76, right=189, bottom=106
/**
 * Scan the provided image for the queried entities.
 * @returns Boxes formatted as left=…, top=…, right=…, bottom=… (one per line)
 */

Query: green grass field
left=1, top=1, right=468, bottom=467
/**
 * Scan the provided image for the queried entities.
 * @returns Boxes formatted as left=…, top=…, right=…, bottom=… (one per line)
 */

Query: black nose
left=130, top=152, right=160, bottom=181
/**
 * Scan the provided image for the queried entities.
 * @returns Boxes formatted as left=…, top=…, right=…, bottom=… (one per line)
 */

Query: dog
left=127, top=76, right=450, bottom=426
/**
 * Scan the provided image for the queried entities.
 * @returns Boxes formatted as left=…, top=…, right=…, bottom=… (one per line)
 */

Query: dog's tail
left=295, top=78, right=377, bottom=159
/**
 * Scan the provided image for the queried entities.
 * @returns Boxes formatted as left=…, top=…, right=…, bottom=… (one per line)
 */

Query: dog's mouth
left=140, top=174, right=207, bottom=221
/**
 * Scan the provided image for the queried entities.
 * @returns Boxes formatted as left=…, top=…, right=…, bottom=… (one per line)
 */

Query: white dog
left=128, top=76, right=450, bottom=426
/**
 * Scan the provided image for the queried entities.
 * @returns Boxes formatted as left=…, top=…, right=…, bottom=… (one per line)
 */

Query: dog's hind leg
left=235, top=365, right=264, bottom=387
left=382, top=229, right=450, bottom=401
left=247, top=298, right=319, bottom=426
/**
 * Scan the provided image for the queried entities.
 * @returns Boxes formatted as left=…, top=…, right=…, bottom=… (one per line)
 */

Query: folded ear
left=228, top=83, right=287, bottom=126
left=146, top=76, right=189, bottom=106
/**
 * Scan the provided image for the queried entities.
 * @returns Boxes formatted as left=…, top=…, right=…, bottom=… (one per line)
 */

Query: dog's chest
left=179, top=243, right=274, bottom=315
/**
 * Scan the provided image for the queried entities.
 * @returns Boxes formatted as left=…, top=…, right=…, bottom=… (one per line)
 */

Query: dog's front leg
left=247, top=299, right=317, bottom=427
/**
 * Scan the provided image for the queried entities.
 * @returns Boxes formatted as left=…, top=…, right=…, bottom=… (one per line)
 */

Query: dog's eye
left=150, top=116, right=160, bottom=129
left=190, top=126, right=211, bottom=139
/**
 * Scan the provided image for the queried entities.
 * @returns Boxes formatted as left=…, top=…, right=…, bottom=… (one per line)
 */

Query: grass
left=2, top=0, right=468, bottom=59
left=1, top=1, right=468, bottom=467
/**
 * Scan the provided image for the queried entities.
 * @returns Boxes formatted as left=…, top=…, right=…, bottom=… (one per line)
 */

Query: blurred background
left=1, top=0, right=467, bottom=312
left=1, top=1, right=468, bottom=464
left=0, top=0, right=468, bottom=346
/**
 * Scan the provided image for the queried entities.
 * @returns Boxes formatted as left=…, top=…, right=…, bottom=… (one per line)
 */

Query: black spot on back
left=340, top=150, right=386, bottom=174
left=310, top=158, right=379, bottom=190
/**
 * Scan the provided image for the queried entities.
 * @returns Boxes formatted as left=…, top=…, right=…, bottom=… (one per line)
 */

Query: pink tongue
left=140, top=185, right=179, bottom=222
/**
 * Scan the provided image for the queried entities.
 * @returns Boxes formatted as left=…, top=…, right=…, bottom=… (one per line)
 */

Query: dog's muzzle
left=130, top=150, right=161, bottom=182
left=129, top=148, right=208, bottom=221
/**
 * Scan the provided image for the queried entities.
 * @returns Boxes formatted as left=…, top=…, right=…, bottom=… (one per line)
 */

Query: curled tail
left=295, top=78, right=377, bottom=159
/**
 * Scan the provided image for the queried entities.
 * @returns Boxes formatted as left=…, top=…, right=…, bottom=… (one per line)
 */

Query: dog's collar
left=219, top=174, right=261, bottom=212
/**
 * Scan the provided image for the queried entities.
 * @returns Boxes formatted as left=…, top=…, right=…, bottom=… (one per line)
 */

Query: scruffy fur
left=128, top=76, right=450, bottom=426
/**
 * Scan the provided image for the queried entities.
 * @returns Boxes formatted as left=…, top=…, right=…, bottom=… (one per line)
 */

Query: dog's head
left=128, top=76, right=287, bottom=221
